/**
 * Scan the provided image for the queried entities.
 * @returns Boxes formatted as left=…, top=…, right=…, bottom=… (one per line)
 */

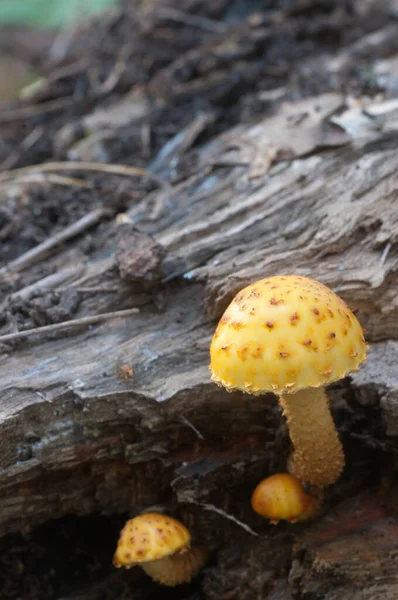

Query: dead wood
left=0, top=1, right=398, bottom=598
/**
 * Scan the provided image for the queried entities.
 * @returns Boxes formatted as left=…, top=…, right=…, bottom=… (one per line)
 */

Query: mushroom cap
left=251, top=473, right=316, bottom=523
left=113, top=513, right=191, bottom=568
left=210, top=275, right=367, bottom=395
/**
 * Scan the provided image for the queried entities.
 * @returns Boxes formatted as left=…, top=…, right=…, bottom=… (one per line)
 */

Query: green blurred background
left=0, top=0, right=119, bottom=105
left=0, top=0, right=117, bottom=28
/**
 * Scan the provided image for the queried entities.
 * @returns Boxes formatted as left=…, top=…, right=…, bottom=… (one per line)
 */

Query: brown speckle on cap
left=251, top=345, right=263, bottom=359
left=248, top=289, right=260, bottom=298
left=270, top=298, right=284, bottom=305
left=209, top=274, right=368, bottom=396
left=237, top=346, right=249, bottom=361
left=113, top=512, right=191, bottom=568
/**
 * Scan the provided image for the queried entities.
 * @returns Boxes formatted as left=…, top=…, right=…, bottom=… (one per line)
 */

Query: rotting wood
left=0, top=103, right=397, bottom=595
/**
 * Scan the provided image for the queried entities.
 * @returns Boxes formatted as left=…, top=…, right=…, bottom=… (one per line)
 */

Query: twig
left=0, top=97, right=79, bottom=123
left=157, top=7, right=228, bottom=33
left=180, top=416, right=205, bottom=440
left=0, top=308, right=139, bottom=344
left=0, top=160, right=165, bottom=188
left=189, top=501, right=259, bottom=536
left=0, top=207, right=110, bottom=276
left=54, top=286, right=119, bottom=293
left=95, top=42, right=132, bottom=96
left=35, top=390, right=52, bottom=403
left=380, top=242, right=392, bottom=266
left=150, top=112, right=214, bottom=179
left=49, top=26, right=78, bottom=62
left=5, top=173, right=91, bottom=188
left=0, top=127, right=44, bottom=171
left=47, top=59, right=89, bottom=83
left=10, top=265, right=86, bottom=302
left=141, top=123, right=151, bottom=159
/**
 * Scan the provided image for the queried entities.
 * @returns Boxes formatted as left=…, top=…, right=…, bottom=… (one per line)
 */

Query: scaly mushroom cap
left=210, top=275, right=367, bottom=394
left=113, top=513, right=191, bottom=568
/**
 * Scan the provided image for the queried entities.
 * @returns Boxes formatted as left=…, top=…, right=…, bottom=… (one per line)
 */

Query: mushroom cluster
left=113, top=275, right=368, bottom=589
left=210, top=275, right=367, bottom=520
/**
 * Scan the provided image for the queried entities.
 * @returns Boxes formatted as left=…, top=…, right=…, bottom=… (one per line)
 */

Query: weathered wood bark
left=0, top=1, right=398, bottom=598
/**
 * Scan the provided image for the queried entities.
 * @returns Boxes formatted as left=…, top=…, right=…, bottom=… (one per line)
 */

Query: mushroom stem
left=141, top=546, right=208, bottom=586
left=279, top=387, right=344, bottom=487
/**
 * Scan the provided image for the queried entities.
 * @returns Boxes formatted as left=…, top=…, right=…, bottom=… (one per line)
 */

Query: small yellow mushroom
left=113, top=513, right=207, bottom=586
left=251, top=473, right=321, bottom=524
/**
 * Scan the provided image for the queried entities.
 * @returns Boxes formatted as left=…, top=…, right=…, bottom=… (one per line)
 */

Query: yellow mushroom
left=251, top=473, right=321, bottom=524
left=210, top=275, right=368, bottom=488
left=113, top=513, right=207, bottom=586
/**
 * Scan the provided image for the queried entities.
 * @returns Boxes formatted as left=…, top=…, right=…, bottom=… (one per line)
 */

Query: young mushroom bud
left=113, top=513, right=208, bottom=586
left=210, top=275, right=368, bottom=488
left=251, top=473, right=321, bottom=524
